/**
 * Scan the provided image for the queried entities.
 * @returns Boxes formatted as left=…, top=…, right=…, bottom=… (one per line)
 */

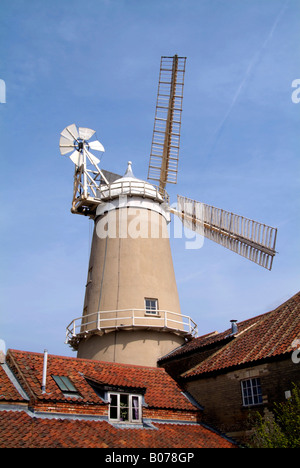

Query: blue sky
left=0, top=0, right=299, bottom=357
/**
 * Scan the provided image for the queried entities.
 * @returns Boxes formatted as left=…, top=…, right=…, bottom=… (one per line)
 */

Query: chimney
left=41, top=349, right=48, bottom=394
left=0, top=339, right=6, bottom=364
left=230, top=320, right=238, bottom=335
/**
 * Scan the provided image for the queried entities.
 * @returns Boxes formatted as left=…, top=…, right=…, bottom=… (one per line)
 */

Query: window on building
left=145, top=298, right=158, bottom=315
left=108, top=392, right=142, bottom=423
left=241, top=378, right=263, bottom=406
left=52, top=375, right=80, bottom=397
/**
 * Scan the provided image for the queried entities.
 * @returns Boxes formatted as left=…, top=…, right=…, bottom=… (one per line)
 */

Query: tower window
left=145, top=298, right=158, bottom=315
left=108, top=392, right=142, bottom=423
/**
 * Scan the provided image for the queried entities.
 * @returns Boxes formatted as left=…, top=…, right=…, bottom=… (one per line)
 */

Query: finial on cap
left=124, top=161, right=135, bottom=178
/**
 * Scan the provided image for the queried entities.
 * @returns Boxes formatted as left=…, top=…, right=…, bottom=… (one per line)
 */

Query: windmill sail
left=174, top=196, right=277, bottom=270
left=147, top=55, right=186, bottom=194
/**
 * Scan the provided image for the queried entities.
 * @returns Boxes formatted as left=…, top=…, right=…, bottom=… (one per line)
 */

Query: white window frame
left=108, top=392, right=142, bottom=423
left=241, top=377, right=263, bottom=407
left=145, top=298, right=158, bottom=315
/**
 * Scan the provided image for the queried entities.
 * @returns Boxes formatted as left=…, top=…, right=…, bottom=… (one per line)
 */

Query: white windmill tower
left=61, top=55, right=277, bottom=366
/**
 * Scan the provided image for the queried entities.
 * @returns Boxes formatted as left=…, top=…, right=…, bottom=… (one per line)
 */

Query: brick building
left=1, top=292, right=298, bottom=447
left=0, top=349, right=236, bottom=448
left=159, top=291, right=300, bottom=443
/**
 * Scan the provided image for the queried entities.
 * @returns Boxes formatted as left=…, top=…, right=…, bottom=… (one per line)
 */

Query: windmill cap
left=98, top=161, right=164, bottom=202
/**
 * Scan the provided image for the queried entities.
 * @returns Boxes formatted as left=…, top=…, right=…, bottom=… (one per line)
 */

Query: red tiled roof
left=159, top=291, right=300, bottom=378
left=159, top=315, right=268, bottom=363
left=0, top=410, right=236, bottom=448
left=181, top=291, right=300, bottom=378
left=5, top=349, right=196, bottom=411
left=0, top=365, right=25, bottom=402
left=0, top=350, right=238, bottom=448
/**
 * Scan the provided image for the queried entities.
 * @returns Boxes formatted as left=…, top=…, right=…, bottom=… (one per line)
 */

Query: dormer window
left=145, top=298, right=158, bottom=315
left=108, top=392, right=142, bottom=423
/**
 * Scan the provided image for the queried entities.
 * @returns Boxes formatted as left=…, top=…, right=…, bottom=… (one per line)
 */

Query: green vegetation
left=250, top=383, right=300, bottom=448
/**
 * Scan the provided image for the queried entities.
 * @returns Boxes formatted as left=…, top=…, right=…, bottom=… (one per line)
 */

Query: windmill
left=60, top=55, right=277, bottom=366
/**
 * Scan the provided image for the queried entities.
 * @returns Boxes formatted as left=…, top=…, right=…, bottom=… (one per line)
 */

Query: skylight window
left=52, top=375, right=79, bottom=397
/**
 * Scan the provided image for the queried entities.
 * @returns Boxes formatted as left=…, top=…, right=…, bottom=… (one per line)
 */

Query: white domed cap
left=99, top=161, right=164, bottom=202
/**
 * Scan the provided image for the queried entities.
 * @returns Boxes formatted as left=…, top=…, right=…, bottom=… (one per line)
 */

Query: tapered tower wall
left=77, top=199, right=186, bottom=365
left=77, top=330, right=184, bottom=366
left=83, top=205, right=181, bottom=317
left=67, top=163, right=198, bottom=365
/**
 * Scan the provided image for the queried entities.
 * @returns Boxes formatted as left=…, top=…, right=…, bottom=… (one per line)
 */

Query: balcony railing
left=66, top=309, right=198, bottom=349
left=98, top=180, right=170, bottom=204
